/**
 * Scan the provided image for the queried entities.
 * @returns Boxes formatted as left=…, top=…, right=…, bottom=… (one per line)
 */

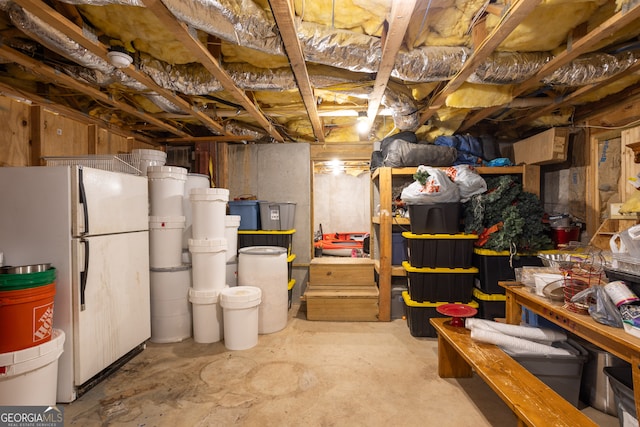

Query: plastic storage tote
left=473, top=248, right=543, bottom=294
left=402, top=291, right=478, bottom=338
left=259, top=202, right=296, bottom=230
left=407, top=202, right=461, bottom=234
left=403, top=232, right=476, bottom=268
left=228, top=200, right=261, bottom=230
left=403, top=261, right=477, bottom=303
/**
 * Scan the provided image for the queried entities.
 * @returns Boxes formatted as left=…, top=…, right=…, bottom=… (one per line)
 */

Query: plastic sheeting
left=466, top=318, right=568, bottom=343
left=469, top=328, right=573, bottom=356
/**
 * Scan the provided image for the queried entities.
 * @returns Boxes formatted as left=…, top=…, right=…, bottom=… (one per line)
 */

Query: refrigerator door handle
left=80, top=238, right=89, bottom=311
left=78, top=167, right=89, bottom=236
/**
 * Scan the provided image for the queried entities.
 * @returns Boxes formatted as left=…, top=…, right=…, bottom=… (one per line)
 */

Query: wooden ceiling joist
left=419, top=0, right=543, bottom=126
left=269, top=0, right=324, bottom=143
left=460, top=0, right=640, bottom=132
left=12, top=0, right=227, bottom=136
left=0, top=45, right=190, bottom=137
left=140, top=0, right=285, bottom=143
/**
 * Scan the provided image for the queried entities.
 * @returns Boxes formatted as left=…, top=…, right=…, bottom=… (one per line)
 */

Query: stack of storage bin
left=472, top=249, right=542, bottom=321
left=401, top=231, right=478, bottom=337
left=147, top=165, right=192, bottom=344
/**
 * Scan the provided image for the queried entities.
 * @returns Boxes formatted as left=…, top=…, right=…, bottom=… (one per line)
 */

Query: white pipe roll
left=470, top=328, right=572, bottom=356
left=466, top=318, right=567, bottom=343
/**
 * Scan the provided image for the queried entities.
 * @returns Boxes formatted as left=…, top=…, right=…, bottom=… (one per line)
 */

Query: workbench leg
left=504, top=291, right=522, bottom=325
left=632, top=355, right=640, bottom=420
left=437, top=333, right=473, bottom=378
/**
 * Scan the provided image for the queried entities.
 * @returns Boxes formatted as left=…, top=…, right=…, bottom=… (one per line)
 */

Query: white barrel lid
left=225, top=215, right=241, bottom=227
left=220, top=286, right=261, bottom=303
left=188, top=287, right=223, bottom=304
left=149, top=216, right=186, bottom=229
left=188, top=238, right=227, bottom=252
left=239, top=246, right=287, bottom=256
left=189, top=187, right=229, bottom=201
left=147, top=165, right=188, bottom=180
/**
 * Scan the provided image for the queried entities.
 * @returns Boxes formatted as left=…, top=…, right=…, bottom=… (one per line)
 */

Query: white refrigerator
left=0, top=166, right=150, bottom=403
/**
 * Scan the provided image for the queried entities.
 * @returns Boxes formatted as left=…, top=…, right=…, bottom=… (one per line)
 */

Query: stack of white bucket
left=147, top=164, right=192, bottom=344
left=188, top=187, right=229, bottom=344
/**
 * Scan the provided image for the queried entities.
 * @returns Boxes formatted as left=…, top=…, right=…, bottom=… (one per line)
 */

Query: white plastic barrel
left=132, top=148, right=166, bottom=176
left=189, top=288, right=224, bottom=344
left=150, top=265, right=192, bottom=343
left=189, top=238, right=227, bottom=290
left=148, top=165, right=188, bottom=216
left=220, top=286, right=261, bottom=350
left=0, top=329, right=65, bottom=406
left=238, top=246, right=288, bottom=334
left=190, top=188, right=229, bottom=240
left=149, top=216, right=186, bottom=269
left=225, top=215, right=241, bottom=263
left=182, top=174, right=211, bottom=249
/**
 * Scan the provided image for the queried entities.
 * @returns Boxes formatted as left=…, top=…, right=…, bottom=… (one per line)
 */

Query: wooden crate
left=309, top=258, right=375, bottom=285
left=304, top=284, right=379, bottom=321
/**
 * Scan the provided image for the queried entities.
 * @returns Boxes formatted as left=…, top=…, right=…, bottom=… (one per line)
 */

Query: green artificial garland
left=463, top=175, right=554, bottom=253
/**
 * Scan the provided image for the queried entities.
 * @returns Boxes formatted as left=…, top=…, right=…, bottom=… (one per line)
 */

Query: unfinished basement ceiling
left=1, top=0, right=640, bottom=145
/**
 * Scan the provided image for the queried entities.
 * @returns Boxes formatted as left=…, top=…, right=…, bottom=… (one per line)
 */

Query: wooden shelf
left=371, top=165, right=540, bottom=321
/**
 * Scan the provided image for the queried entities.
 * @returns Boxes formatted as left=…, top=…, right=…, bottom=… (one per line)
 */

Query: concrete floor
left=63, top=305, right=619, bottom=426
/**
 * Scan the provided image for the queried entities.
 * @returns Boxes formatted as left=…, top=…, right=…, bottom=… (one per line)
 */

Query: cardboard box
left=513, top=127, right=569, bottom=165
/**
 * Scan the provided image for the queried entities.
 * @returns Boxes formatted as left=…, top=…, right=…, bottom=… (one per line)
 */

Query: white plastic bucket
left=132, top=148, right=166, bottom=176
left=182, top=174, right=211, bottom=249
left=238, top=246, right=288, bottom=334
left=225, top=215, right=241, bottom=263
left=189, top=288, right=224, bottom=344
left=190, top=188, right=229, bottom=240
left=226, top=261, right=238, bottom=287
left=220, top=286, right=261, bottom=351
left=149, top=216, right=186, bottom=269
left=0, top=329, right=64, bottom=406
left=189, top=238, right=227, bottom=290
left=150, top=265, right=192, bottom=343
left=148, top=165, right=188, bottom=216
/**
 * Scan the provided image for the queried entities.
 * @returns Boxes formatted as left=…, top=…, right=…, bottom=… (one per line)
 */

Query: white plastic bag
left=445, top=165, right=487, bottom=202
left=400, top=165, right=460, bottom=204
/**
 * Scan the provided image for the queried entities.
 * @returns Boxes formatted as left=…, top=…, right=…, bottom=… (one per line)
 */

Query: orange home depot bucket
left=0, top=282, right=56, bottom=353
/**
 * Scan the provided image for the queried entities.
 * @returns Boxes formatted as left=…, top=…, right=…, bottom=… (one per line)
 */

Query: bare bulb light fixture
left=356, top=111, right=369, bottom=135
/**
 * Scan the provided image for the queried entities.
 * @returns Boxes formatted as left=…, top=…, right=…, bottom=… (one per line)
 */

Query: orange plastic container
left=0, top=282, right=56, bottom=353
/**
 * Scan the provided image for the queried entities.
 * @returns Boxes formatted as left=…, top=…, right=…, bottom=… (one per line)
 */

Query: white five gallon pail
left=149, top=216, right=186, bottom=269
left=190, top=188, right=229, bottom=240
left=182, top=174, right=211, bottom=249
left=148, top=165, right=188, bottom=216
left=150, top=265, right=192, bottom=343
left=189, top=288, right=224, bottom=344
left=226, top=261, right=238, bottom=287
left=225, top=215, right=241, bottom=263
left=132, top=148, right=167, bottom=176
left=220, top=286, right=262, bottom=351
left=189, top=238, right=227, bottom=290
left=0, top=329, right=65, bottom=406
left=238, top=246, right=288, bottom=334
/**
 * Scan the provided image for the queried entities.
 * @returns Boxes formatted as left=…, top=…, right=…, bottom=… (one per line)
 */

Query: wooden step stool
left=304, top=258, right=379, bottom=321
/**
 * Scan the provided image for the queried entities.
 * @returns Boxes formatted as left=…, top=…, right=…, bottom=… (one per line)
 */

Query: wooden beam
left=0, top=83, right=155, bottom=145
left=366, top=0, right=417, bottom=130
left=12, top=0, right=227, bottom=136
left=141, top=0, right=285, bottom=142
left=514, top=60, right=640, bottom=128
left=269, top=0, right=325, bottom=143
left=0, top=45, right=190, bottom=137
left=460, top=0, right=640, bottom=131
left=419, top=0, right=542, bottom=125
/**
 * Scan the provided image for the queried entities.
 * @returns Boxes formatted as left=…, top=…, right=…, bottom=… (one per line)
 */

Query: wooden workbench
left=500, top=281, right=640, bottom=418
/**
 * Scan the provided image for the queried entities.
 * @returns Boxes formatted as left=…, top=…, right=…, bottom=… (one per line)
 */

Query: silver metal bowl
left=0, top=263, right=52, bottom=274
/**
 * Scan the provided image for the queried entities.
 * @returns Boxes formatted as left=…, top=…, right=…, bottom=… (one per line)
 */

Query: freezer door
left=72, top=167, right=148, bottom=236
left=72, top=231, right=150, bottom=385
